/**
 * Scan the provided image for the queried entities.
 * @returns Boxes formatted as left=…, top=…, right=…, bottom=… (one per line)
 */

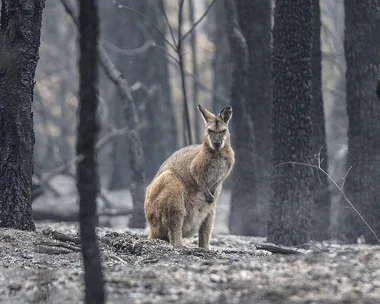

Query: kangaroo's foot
left=168, top=229, right=183, bottom=246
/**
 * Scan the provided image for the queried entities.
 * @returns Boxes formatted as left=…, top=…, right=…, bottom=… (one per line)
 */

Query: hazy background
left=32, top=0, right=347, bottom=235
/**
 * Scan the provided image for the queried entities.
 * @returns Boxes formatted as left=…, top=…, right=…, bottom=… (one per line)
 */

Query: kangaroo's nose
left=213, top=141, right=222, bottom=150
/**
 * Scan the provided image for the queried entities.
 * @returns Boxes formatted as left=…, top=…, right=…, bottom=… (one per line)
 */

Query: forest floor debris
left=0, top=222, right=380, bottom=304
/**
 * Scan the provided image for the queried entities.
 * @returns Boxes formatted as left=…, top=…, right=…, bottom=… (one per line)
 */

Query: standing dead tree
left=0, top=0, right=45, bottom=230
left=60, top=0, right=146, bottom=228
left=77, top=0, right=105, bottom=302
left=267, top=0, right=314, bottom=246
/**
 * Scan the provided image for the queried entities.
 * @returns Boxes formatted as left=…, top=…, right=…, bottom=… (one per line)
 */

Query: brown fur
left=144, top=105, right=235, bottom=250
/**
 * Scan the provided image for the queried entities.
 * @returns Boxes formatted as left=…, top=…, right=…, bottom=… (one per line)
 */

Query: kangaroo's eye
left=207, top=129, right=214, bottom=133
left=221, top=129, right=227, bottom=133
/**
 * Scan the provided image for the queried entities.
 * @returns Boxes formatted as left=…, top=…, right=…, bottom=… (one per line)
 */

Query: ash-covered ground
left=7, top=176, right=380, bottom=303
left=1, top=222, right=380, bottom=304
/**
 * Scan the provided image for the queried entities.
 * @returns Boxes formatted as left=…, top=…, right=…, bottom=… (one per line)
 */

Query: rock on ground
left=0, top=222, right=380, bottom=304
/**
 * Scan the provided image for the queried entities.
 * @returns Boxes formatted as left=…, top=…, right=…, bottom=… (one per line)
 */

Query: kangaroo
left=144, top=105, right=235, bottom=250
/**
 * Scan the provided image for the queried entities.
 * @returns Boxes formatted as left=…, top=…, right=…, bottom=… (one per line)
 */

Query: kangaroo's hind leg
left=144, top=170, right=186, bottom=246
left=165, top=178, right=186, bottom=246
left=198, top=210, right=215, bottom=250
left=167, top=206, right=184, bottom=246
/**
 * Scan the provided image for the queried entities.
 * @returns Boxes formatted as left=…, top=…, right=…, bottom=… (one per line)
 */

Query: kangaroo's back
left=144, top=105, right=235, bottom=250
left=153, top=144, right=201, bottom=184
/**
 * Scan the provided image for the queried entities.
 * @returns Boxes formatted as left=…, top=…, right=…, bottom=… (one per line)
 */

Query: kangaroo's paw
left=206, top=192, right=215, bottom=204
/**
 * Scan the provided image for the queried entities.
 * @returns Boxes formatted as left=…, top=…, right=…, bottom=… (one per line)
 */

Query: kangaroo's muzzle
left=213, top=141, right=222, bottom=150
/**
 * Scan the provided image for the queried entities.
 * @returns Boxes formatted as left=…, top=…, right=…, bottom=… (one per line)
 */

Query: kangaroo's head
left=198, top=105, right=233, bottom=151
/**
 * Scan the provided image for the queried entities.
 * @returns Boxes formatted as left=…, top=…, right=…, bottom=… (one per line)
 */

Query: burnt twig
left=34, top=241, right=81, bottom=252
left=182, top=0, right=217, bottom=41
left=255, top=243, right=303, bottom=255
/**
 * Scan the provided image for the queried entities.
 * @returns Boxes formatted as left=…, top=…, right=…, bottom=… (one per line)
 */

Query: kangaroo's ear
left=198, top=104, right=214, bottom=124
left=218, top=106, right=233, bottom=124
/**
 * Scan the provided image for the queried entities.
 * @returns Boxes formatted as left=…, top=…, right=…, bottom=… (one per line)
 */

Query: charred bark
left=0, top=0, right=45, bottom=230
left=267, top=0, right=314, bottom=246
left=77, top=0, right=105, bottom=302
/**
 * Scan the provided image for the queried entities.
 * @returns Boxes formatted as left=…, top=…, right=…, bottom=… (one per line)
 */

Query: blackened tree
left=0, top=0, right=45, bottom=230
left=234, top=0, right=272, bottom=236
left=310, top=0, right=331, bottom=241
left=341, top=0, right=380, bottom=244
left=267, top=0, right=314, bottom=246
left=77, top=0, right=105, bottom=302
left=224, top=0, right=257, bottom=236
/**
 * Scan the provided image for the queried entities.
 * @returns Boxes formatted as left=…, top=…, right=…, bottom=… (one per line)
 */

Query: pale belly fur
left=181, top=191, right=214, bottom=238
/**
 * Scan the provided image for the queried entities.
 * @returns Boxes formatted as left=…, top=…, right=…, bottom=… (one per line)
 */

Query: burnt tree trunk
left=77, top=0, right=105, bottom=302
left=267, top=0, right=314, bottom=246
left=310, top=0, right=331, bottom=241
left=341, top=0, right=380, bottom=244
left=225, top=0, right=257, bottom=236
left=0, top=0, right=45, bottom=230
left=236, top=0, right=272, bottom=236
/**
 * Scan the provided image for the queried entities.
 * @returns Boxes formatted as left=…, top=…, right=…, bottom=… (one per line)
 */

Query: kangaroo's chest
left=204, top=157, right=230, bottom=190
